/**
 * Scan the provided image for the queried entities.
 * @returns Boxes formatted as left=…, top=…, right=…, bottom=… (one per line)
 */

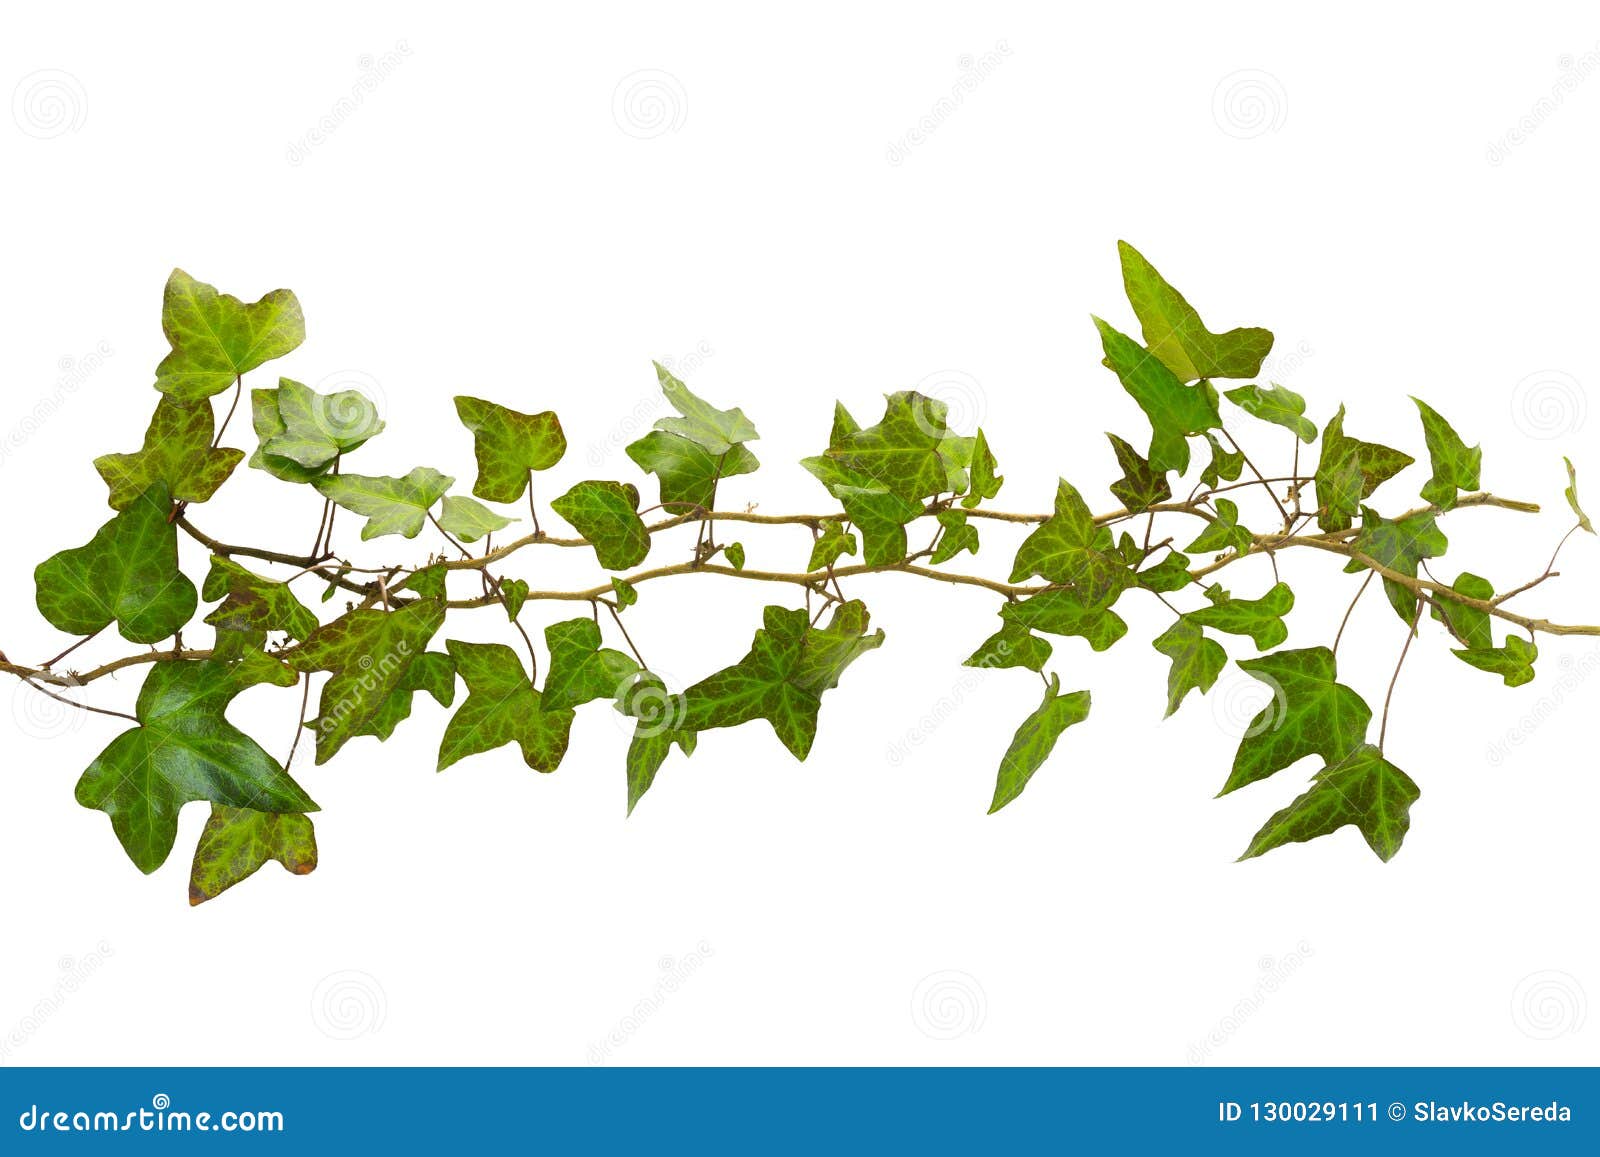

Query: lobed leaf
left=989, top=675, right=1091, bottom=813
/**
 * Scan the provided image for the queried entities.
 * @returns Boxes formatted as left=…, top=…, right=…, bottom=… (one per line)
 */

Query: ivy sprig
left=7, top=248, right=1596, bottom=906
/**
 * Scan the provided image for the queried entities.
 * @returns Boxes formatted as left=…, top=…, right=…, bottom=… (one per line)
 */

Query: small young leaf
left=1223, top=383, right=1317, bottom=443
left=1222, top=647, right=1371, bottom=795
left=1564, top=457, right=1594, bottom=533
left=1413, top=398, right=1482, bottom=511
left=1106, top=433, right=1171, bottom=513
left=1454, top=635, right=1537, bottom=687
left=652, top=362, right=760, bottom=455
left=930, top=509, right=979, bottom=564
left=988, top=674, right=1091, bottom=813
left=1239, top=744, right=1420, bottom=863
left=1430, top=572, right=1494, bottom=649
left=543, top=618, right=640, bottom=712
left=807, top=519, right=858, bottom=572
left=1136, top=550, right=1194, bottom=593
left=154, top=269, right=305, bottom=400
left=611, top=577, right=638, bottom=607
left=1185, top=497, right=1253, bottom=557
left=437, top=641, right=574, bottom=773
left=960, top=429, right=1004, bottom=509
left=617, top=671, right=696, bottom=814
left=1117, top=241, right=1274, bottom=381
left=1198, top=431, right=1244, bottom=489
left=95, top=395, right=243, bottom=509
left=189, top=805, right=317, bottom=906
left=35, top=482, right=198, bottom=644
left=550, top=480, right=651, bottom=570
left=963, top=622, right=1052, bottom=672
left=1313, top=406, right=1415, bottom=531
left=313, top=467, right=454, bottom=541
left=1185, top=582, right=1294, bottom=650
left=453, top=396, right=566, bottom=503
left=723, top=542, right=746, bottom=571
left=1094, top=316, right=1221, bottom=474
left=499, top=577, right=530, bottom=622
left=1151, top=618, right=1227, bottom=717
left=437, top=495, right=515, bottom=543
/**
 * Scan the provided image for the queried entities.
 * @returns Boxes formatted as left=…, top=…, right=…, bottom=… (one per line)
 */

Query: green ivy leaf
left=154, top=270, right=305, bottom=400
left=1107, top=433, right=1171, bottom=513
left=499, top=578, right=530, bottom=622
left=611, top=577, right=638, bottom=608
left=35, top=482, right=197, bottom=644
left=1413, top=398, right=1481, bottom=511
left=1094, top=317, right=1221, bottom=474
left=1239, top=743, right=1420, bottom=862
left=1313, top=406, right=1415, bottom=531
left=1223, top=383, right=1317, bottom=443
left=807, top=519, right=858, bottom=572
left=1185, top=498, right=1253, bottom=557
left=437, top=641, right=574, bottom=773
left=75, top=653, right=315, bottom=874
left=1344, top=507, right=1447, bottom=624
left=289, top=572, right=450, bottom=763
left=188, top=805, right=317, bottom=906
left=312, top=467, right=454, bottom=541
left=960, top=429, right=1004, bottom=509
left=833, top=485, right=921, bottom=566
left=1137, top=550, right=1194, bottom=593
left=1186, top=582, right=1294, bottom=650
left=94, top=396, right=243, bottom=510
left=550, top=480, right=651, bottom=570
left=453, top=396, right=566, bottom=503
left=651, top=362, right=760, bottom=455
left=357, top=651, right=457, bottom=742
left=930, top=509, right=979, bottom=564
left=963, top=622, right=1052, bottom=672
left=1000, top=586, right=1128, bottom=652
left=989, top=674, right=1091, bottom=813
left=1198, top=430, right=1244, bottom=489
left=723, top=542, right=746, bottom=571
left=202, top=555, right=319, bottom=642
left=1009, top=479, right=1131, bottom=603
left=681, top=601, right=884, bottom=759
left=1222, top=647, right=1371, bottom=795
left=1454, top=635, right=1537, bottom=687
left=543, top=618, right=641, bottom=712
left=1430, top=572, right=1494, bottom=649
left=1151, top=618, right=1227, bottom=716
left=1117, top=241, right=1273, bottom=382
left=438, top=495, right=515, bottom=543
left=249, top=378, right=384, bottom=482
left=1564, top=457, right=1594, bottom=533
left=617, top=671, right=698, bottom=814
left=823, top=392, right=960, bottom=501
left=626, top=430, right=760, bottom=514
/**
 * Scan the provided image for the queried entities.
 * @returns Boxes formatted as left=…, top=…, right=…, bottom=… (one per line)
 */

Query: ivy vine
left=6, top=244, right=1594, bottom=905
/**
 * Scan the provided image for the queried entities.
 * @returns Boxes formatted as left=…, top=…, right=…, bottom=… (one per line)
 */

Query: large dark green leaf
left=1240, top=744, right=1420, bottom=862
left=76, top=652, right=316, bottom=874
left=35, top=482, right=197, bottom=644
left=681, top=601, right=883, bottom=759
left=1222, top=647, right=1371, bottom=795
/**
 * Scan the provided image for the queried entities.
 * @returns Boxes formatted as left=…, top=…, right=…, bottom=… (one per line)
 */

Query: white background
left=2, top=2, right=1596, bottom=1067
